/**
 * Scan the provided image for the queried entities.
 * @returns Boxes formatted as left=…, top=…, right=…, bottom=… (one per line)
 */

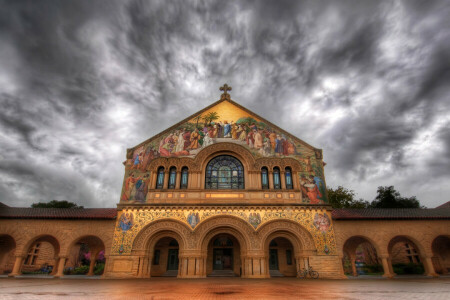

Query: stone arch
left=387, top=235, right=426, bottom=258
left=65, top=235, right=107, bottom=276
left=257, top=219, right=316, bottom=252
left=431, top=235, right=450, bottom=274
left=195, top=215, right=255, bottom=252
left=0, top=234, right=16, bottom=274
left=342, top=235, right=382, bottom=277
left=20, top=234, right=61, bottom=258
left=132, top=219, right=192, bottom=253
left=342, top=235, right=382, bottom=258
left=194, top=142, right=257, bottom=172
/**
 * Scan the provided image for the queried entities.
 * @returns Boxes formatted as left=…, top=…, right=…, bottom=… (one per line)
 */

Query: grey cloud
left=0, top=0, right=449, bottom=208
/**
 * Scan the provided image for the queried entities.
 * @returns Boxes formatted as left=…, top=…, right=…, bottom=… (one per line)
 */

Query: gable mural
left=120, top=99, right=328, bottom=204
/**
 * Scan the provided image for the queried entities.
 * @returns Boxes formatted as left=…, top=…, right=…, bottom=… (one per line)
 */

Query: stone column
left=150, top=171, right=157, bottom=190
left=175, top=171, right=181, bottom=189
left=292, top=172, right=300, bottom=190
left=163, top=171, right=169, bottom=189
left=280, top=171, right=286, bottom=189
left=350, top=255, right=358, bottom=277
left=8, top=255, right=24, bottom=277
left=54, top=257, right=67, bottom=278
left=381, top=256, right=394, bottom=278
left=87, top=257, right=96, bottom=276
left=268, top=171, right=274, bottom=189
left=423, top=256, right=439, bottom=277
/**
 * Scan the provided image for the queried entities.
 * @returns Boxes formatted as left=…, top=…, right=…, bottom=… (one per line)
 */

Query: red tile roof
left=332, top=208, right=450, bottom=220
left=435, top=201, right=450, bottom=209
left=0, top=205, right=117, bottom=220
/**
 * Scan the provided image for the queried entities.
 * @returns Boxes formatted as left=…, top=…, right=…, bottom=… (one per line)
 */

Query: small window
left=286, top=250, right=293, bottom=265
left=285, top=167, right=293, bottom=189
left=261, top=167, right=269, bottom=189
left=181, top=167, right=189, bottom=189
left=153, top=250, right=160, bottom=265
left=156, top=167, right=165, bottom=189
left=273, top=167, right=281, bottom=189
left=168, top=167, right=176, bottom=189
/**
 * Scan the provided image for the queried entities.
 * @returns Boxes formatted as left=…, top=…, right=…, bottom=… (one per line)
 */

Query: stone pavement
left=1, top=277, right=449, bottom=300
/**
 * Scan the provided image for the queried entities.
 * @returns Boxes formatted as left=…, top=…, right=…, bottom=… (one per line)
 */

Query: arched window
left=285, top=167, right=293, bottom=189
left=181, top=167, right=189, bottom=189
left=261, top=167, right=269, bottom=189
left=168, top=167, right=176, bottom=189
left=273, top=167, right=281, bottom=189
left=205, top=155, right=244, bottom=189
left=156, top=166, right=165, bottom=189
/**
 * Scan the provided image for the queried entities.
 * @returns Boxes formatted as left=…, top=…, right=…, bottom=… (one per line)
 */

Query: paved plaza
left=1, top=277, right=449, bottom=300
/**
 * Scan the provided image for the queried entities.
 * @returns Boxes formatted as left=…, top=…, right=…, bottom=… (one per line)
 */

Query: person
left=183, top=130, right=191, bottom=150
left=203, top=131, right=214, bottom=147
left=231, top=123, right=238, bottom=139
left=175, top=129, right=185, bottom=153
left=122, top=173, right=138, bottom=201
left=275, top=135, right=283, bottom=155
left=254, top=129, right=263, bottom=149
left=223, top=121, right=231, bottom=138
left=135, top=174, right=150, bottom=202
left=269, top=131, right=277, bottom=154
left=238, top=125, right=247, bottom=141
left=247, top=129, right=255, bottom=148
left=190, top=129, right=200, bottom=149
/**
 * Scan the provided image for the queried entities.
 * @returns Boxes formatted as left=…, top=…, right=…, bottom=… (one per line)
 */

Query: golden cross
left=220, top=84, right=232, bottom=95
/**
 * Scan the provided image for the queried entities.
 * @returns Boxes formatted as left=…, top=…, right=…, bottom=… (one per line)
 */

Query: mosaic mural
left=127, top=101, right=317, bottom=164
left=120, top=100, right=328, bottom=204
left=112, top=208, right=337, bottom=256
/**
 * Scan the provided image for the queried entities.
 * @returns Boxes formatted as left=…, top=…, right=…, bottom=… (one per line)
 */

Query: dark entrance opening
left=269, top=249, right=279, bottom=270
left=213, top=248, right=233, bottom=270
left=167, top=249, right=179, bottom=270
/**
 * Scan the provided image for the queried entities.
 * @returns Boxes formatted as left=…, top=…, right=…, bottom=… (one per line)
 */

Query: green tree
left=370, top=186, right=421, bottom=208
left=192, top=114, right=202, bottom=129
left=31, top=200, right=84, bottom=209
left=202, top=112, right=220, bottom=126
left=327, top=186, right=369, bottom=209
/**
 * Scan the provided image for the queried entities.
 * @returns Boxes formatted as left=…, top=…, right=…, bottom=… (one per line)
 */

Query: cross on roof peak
left=219, top=84, right=232, bottom=100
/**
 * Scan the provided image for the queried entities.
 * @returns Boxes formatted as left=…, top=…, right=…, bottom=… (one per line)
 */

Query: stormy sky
left=0, top=0, right=449, bottom=208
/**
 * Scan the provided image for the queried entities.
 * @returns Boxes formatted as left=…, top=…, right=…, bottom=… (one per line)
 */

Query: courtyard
left=0, top=277, right=449, bottom=300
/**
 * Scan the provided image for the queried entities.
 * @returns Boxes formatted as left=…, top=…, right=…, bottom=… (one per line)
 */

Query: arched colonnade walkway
left=119, top=216, right=319, bottom=278
left=341, top=234, right=450, bottom=277
left=0, top=222, right=113, bottom=277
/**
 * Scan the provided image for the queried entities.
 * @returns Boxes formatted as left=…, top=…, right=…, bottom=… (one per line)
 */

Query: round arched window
left=205, top=155, right=244, bottom=189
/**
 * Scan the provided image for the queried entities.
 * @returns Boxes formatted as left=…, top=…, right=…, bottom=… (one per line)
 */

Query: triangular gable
left=127, top=98, right=321, bottom=160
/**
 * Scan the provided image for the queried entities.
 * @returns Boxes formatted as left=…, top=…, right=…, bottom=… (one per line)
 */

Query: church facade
left=1, top=85, right=449, bottom=279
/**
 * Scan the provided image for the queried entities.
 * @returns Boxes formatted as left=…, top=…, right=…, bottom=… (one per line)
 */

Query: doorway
left=167, top=249, right=179, bottom=270
left=269, top=249, right=279, bottom=270
left=213, top=248, right=233, bottom=270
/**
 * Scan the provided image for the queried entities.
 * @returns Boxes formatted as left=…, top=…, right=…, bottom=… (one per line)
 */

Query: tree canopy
left=370, top=186, right=421, bottom=208
left=31, top=200, right=84, bottom=209
left=327, top=185, right=422, bottom=209
left=327, top=186, right=369, bottom=208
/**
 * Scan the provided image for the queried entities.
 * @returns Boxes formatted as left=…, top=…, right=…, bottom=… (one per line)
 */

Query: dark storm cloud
left=0, top=0, right=449, bottom=207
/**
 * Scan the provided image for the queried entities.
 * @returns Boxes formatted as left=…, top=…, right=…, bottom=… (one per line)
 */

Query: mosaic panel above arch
left=111, top=207, right=336, bottom=256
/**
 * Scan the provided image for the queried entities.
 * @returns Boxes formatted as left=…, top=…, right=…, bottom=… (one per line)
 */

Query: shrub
left=94, top=263, right=105, bottom=275
left=393, top=263, right=424, bottom=275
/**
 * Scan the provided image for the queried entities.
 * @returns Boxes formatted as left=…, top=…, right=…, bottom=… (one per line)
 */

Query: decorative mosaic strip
left=112, top=207, right=336, bottom=256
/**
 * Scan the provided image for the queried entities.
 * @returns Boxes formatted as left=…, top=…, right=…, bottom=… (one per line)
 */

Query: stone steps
left=208, top=270, right=237, bottom=277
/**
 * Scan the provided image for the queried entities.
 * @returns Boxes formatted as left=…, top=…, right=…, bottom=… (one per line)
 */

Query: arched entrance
left=267, top=237, right=296, bottom=277
left=151, top=237, right=180, bottom=277
left=388, top=236, right=425, bottom=275
left=432, top=235, right=450, bottom=275
left=207, top=234, right=241, bottom=277
left=343, top=236, right=382, bottom=277
left=66, top=236, right=106, bottom=276
left=21, top=235, right=60, bottom=276
left=0, top=235, right=15, bottom=275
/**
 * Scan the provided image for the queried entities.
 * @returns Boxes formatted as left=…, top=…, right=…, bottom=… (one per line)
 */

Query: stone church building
left=1, top=85, right=449, bottom=279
